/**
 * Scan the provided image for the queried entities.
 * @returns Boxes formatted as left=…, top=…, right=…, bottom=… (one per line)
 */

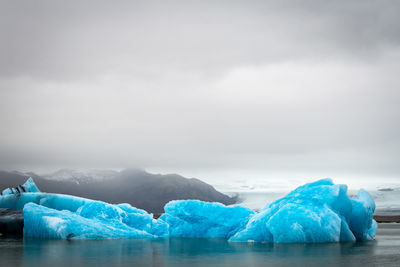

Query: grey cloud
left=0, top=1, right=399, bottom=184
left=1, top=0, right=399, bottom=81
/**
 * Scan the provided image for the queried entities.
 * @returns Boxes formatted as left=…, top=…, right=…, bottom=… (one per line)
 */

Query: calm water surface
left=1, top=224, right=399, bottom=267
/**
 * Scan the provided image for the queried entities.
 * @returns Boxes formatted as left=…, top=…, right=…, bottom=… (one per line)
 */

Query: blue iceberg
left=349, top=189, right=377, bottom=241
left=160, top=200, right=254, bottom=238
left=0, top=178, right=377, bottom=242
left=1, top=179, right=168, bottom=239
left=1, top=177, right=40, bottom=195
left=23, top=202, right=168, bottom=239
left=229, top=179, right=377, bottom=243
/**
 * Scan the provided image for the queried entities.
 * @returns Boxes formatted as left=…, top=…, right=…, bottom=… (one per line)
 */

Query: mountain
left=40, top=169, right=119, bottom=185
left=0, top=169, right=237, bottom=213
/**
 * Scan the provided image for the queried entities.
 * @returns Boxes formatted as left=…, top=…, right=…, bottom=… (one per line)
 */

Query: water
left=0, top=224, right=399, bottom=267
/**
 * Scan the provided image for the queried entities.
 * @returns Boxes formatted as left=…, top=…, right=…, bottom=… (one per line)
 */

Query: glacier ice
left=23, top=202, right=167, bottom=239
left=0, top=192, right=93, bottom=211
left=229, top=179, right=376, bottom=243
left=1, top=179, right=168, bottom=239
left=160, top=200, right=254, bottom=238
left=1, top=177, right=40, bottom=195
left=349, top=189, right=377, bottom=241
left=0, top=178, right=377, bottom=242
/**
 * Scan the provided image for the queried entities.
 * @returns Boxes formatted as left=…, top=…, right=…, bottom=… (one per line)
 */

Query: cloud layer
left=1, top=0, right=399, bottom=184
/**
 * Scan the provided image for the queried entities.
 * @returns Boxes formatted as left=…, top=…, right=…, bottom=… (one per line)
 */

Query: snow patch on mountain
left=41, top=169, right=119, bottom=183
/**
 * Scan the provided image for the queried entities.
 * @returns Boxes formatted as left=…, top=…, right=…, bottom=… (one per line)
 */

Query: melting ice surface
left=0, top=178, right=377, bottom=243
left=230, top=179, right=376, bottom=243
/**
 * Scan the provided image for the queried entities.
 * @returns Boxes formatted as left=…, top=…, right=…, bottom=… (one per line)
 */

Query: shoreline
left=373, top=215, right=400, bottom=223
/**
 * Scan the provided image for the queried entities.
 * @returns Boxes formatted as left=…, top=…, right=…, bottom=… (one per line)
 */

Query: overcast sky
left=1, top=0, right=399, bottom=186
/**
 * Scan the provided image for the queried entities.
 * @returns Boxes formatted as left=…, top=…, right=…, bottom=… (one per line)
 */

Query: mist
left=1, top=0, right=399, bottom=187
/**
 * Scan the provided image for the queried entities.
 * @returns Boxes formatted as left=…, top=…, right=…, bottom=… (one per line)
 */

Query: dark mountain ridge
left=0, top=169, right=237, bottom=213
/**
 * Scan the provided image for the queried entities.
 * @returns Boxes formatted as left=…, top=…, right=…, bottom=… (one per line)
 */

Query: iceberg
left=229, top=179, right=377, bottom=243
left=0, top=192, right=93, bottom=211
left=160, top=200, right=254, bottom=238
left=349, top=189, right=377, bottom=241
left=1, top=179, right=168, bottom=239
left=0, top=178, right=377, bottom=242
left=23, top=202, right=167, bottom=239
left=1, top=177, right=40, bottom=195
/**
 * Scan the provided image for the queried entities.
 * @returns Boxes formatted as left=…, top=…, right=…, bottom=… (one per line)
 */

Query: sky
left=1, top=0, right=399, bottom=188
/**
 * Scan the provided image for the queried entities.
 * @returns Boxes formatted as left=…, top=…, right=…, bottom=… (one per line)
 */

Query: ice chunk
left=160, top=200, right=254, bottom=238
left=77, top=201, right=168, bottom=237
left=1, top=188, right=13, bottom=196
left=117, top=203, right=149, bottom=215
left=77, top=201, right=126, bottom=221
left=339, top=215, right=356, bottom=242
left=266, top=204, right=342, bottom=243
left=21, top=177, right=40, bottom=193
left=230, top=179, right=374, bottom=243
left=349, top=189, right=376, bottom=241
left=368, top=220, right=378, bottom=239
left=1, top=177, right=40, bottom=195
left=0, top=192, right=93, bottom=211
left=228, top=208, right=273, bottom=242
left=23, top=201, right=168, bottom=239
left=23, top=203, right=155, bottom=239
left=1, top=178, right=168, bottom=239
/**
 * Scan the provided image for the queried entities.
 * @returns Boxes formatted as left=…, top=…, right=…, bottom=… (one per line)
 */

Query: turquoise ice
left=229, top=179, right=377, bottom=243
left=1, top=177, right=40, bottom=195
left=160, top=200, right=254, bottom=238
left=0, top=178, right=377, bottom=242
left=1, top=178, right=168, bottom=239
left=23, top=202, right=168, bottom=239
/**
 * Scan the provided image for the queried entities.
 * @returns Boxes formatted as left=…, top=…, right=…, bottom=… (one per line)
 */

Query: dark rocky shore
left=374, top=215, right=400, bottom=223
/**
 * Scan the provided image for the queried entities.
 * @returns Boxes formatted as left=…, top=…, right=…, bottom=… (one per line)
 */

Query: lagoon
left=0, top=223, right=399, bottom=267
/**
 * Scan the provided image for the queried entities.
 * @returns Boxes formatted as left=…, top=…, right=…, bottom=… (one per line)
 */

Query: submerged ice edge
left=0, top=178, right=377, bottom=243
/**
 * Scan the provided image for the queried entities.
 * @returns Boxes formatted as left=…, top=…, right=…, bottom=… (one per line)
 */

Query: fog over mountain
left=0, top=169, right=237, bottom=213
left=1, top=1, right=399, bottom=185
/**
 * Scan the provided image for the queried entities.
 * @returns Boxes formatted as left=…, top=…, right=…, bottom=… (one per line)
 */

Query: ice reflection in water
left=0, top=224, right=398, bottom=267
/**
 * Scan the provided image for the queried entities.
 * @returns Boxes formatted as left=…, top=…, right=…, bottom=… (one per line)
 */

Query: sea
left=0, top=224, right=399, bottom=267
